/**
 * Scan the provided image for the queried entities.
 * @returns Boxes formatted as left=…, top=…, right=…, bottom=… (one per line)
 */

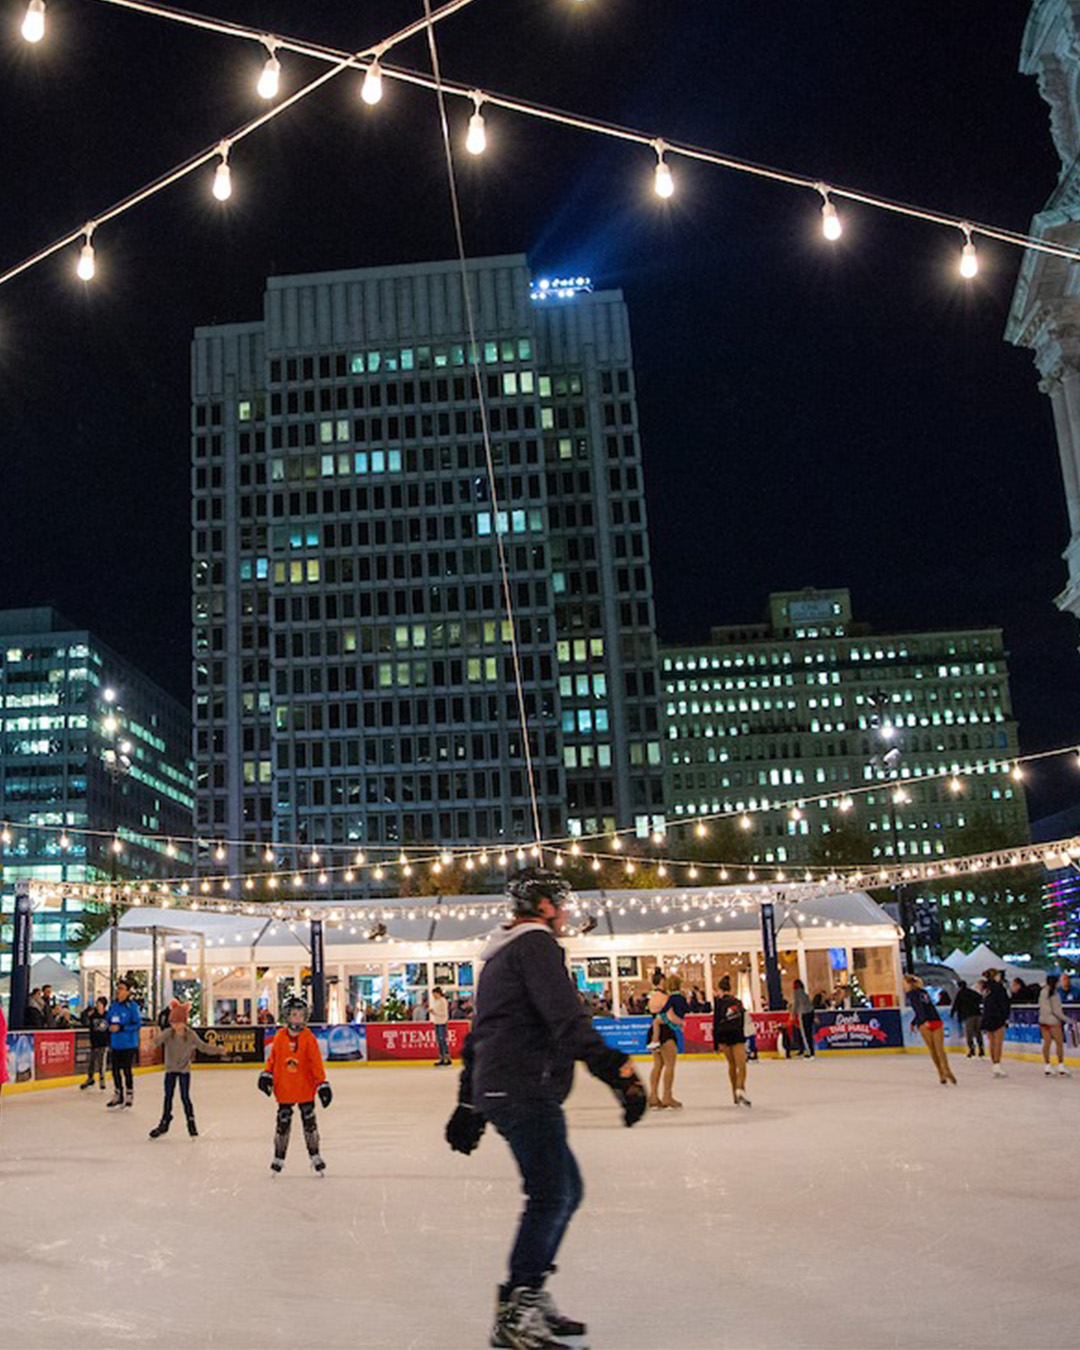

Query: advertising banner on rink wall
left=196, top=1026, right=265, bottom=1063
left=365, top=1020, right=470, bottom=1062
left=33, top=1031, right=75, bottom=1080
left=7, top=1032, right=34, bottom=1083
left=813, top=1009, right=903, bottom=1050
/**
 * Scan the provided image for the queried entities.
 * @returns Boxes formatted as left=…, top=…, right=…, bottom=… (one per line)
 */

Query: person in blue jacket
left=105, top=980, right=142, bottom=1109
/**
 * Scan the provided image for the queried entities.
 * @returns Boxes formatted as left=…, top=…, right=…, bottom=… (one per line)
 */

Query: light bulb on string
left=959, top=225, right=978, bottom=279
left=817, top=185, right=842, bottom=241
left=214, top=843, right=226, bottom=861
left=257, top=41, right=281, bottom=99
left=21, top=0, right=45, bottom=43
left=76, top=227, right=96, bottom=282
left=466, top=93, right=487, bottom=155
left=212, top=143, right=232, bottom=201
left=652, top=140, right=674, bottom=199
left=739, top=814, right=752, bottom=831
left=361, top=57, right=383, bottom=105
left=264, top=846, right=275, bottom=863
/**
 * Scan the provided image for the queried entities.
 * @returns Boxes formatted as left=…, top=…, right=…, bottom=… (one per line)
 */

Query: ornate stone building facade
left=1008, top=0, right=1080, bottom=623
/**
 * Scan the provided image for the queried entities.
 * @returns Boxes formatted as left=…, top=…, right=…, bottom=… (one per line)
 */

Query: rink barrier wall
left=8, top=1007, right=1078, bottom=1093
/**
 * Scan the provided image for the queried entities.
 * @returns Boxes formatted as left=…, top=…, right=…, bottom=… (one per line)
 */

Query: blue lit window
left=596, top=710, right=610, bottom=732
left=372, top=451, right=386, bottom=473
left=577, top=710, right=593, bottom=733
left=354, top=452, right=368, bottom=474
left=388, top=450, right=402, bottom=472
left=561, top=711, right=575, bottom=733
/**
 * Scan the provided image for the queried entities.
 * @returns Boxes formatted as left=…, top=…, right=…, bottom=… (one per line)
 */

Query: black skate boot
left=149, top=1116, right=171, bottom=1139
left=491, top=1287, right=572, bottom=1349
left=186, top=1113, right=198, bottom=1137
left=106, top=1091, right=124, bottom=1109
left=79, top=1077, right=95, bottom=1090
left=270, top=1157, right=284, bottom=1175
left=99, top=1077, right=106, bottom=1089
left=309, top=1153, right=326, bottom=1175
left=535, top=1289, right=586, bottom=1340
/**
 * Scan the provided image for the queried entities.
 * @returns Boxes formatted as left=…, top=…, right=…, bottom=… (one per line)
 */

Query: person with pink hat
left=149, top=999, right=223, bottom=1138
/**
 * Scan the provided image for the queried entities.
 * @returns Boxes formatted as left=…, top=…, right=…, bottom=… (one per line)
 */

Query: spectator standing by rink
left=149, top=1000, right=224, bottom=1137
left=904, top=975, right=957, bottom=1085
left=105, top=980, right=142, bottom=1109
left=1038, top=973, right=1072, bottom=1078
left=952, top=980, right=984, bottom=1059
left=791, top=979, right=815, bottom=1058
left=79, top=996, right=111, bottom=1090
left=445, top=868, right=645, bottom=1350
left=23, top=989, right=44, bottom=1028
left=1060, top=972, right=1080, bottom=1002
left=713, top=975, right=751, bottom=1106
left=430, top=985, right=451, bottom=1066
left=981, top=968, right=1012, bottom=1079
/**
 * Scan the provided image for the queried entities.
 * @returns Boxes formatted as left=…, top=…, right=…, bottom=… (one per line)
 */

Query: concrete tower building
left=191, top=257, right=664, bottom=872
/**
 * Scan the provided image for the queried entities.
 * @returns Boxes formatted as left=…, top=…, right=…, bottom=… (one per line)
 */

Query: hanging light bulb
left=76, top=228, right=96, bottom=282
left=257, top=42, right=281, bottom=100
left=361, top=57, right=383, bottom=106
left=264, top=846, right=275, bottom=863
left=959, top=225, right=978, bottom=279
left=653, top=140, right=674, bottom=199
left=21, top=0, right=45, bottom=43
left=466, top=93, right=487, bottom=155
left=212, top=144, right=232, bottom=202
left=59, top=832, right=70, bottom=850
left=818, top=185, right=842, bottom=241
left=214, top=843, right=226, bottom=861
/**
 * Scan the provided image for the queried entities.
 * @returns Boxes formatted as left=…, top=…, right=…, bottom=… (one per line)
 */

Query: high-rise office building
left=191, top=257, right=664, bottom=870
left=661, top=589, right=1034, bottom=951
left=0, top=608, right=193, bottom=971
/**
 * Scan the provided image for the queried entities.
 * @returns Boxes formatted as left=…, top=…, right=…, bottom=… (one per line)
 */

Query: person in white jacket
left=1038, top=974, right=1072, bottom=1077
left=430, top=986, right=451, bottom=1066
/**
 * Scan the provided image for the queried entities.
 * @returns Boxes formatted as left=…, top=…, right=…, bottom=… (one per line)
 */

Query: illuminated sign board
left=530, top=275, right=593, bottom=301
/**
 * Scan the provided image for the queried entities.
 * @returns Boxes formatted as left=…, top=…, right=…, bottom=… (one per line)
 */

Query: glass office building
left=191, top=258, right=664, bottom=872
left=662, top=589, right=1033, bottom=950
left=0, top=609, right=194, bottom=971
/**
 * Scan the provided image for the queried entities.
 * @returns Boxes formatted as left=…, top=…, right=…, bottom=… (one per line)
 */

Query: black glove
left=612, top=1070, right=647, bottom=1127
left=257, top=1070, right=273, bottom=1097
left=318, top=1082, right=332, bottom=1109
left=157, top=1008, right=170, bottom=1031
left=445, top=1104, right=485, bottom=1155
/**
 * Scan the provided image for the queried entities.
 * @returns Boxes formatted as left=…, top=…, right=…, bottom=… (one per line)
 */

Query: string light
left=653, top=139, right=674, bottom=198
left=959, top=224, right=978, bottom=279
left=257, top=41, right=281, bottom=100
left=21, top=0, right=45, bottom=43
left=214, top=843, right=226, bottom=861
left=212, top=143, right=232, bottom=201
left=361, top=56, right=384, bottom=105
left=466, top=92, right=487, bottom=154
left=76, top=228, right=96, bottom=282
left=59, top=832, right=70, bottom=850
left=818, top=185, right=842, bottom=240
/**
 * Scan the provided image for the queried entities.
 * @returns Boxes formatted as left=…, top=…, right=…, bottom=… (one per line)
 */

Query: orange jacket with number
left=266, top=1027, right=326, bottom=1104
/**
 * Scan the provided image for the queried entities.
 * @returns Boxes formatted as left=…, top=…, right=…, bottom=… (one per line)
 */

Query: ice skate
left=1045, top=1063, right=1055, bottom=1076
left=106, top=1092, right=124, bottom=1109
left=535, top=1289, right=586, bottom=1340
left=79, top=1077, right=95, bottom=1090
left=992, top=1064, right=1007, bottom=1078
left=270, top=1157, right=284, bottom=1175
left=736, top=1090, right=752, bottom=1107
left=99, top=1078, right=106, bottom=1089
left=309, top=1153, right=326, bottom=1175
left=1058, top=1064, right=1072, bottom=1076
left=491, top=1287, right=572, bottom=1349
left=645, top=1039, right=660, bottom=1052
left=186, top=1115, right=198, bottom=1136
left=148, top=1117, right=170, bottom=1138
left=123, top=1089, right=135, bottom=1109
left=660, top=1097, right=683, bottom=1109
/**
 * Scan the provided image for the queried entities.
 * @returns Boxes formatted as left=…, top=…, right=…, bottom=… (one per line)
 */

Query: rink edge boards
left=6, top=1046, right=1075, bottom=1094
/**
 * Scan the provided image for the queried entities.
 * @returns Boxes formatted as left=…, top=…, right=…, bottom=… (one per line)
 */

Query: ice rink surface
left=0, top=1053, right=1075, bottom=1350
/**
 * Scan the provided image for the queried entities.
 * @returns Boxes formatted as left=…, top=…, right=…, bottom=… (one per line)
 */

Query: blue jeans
left=434, top=1023, right=450, bottom=1062
left=485, top=1098, right=584, bottom=1290
left=162, top=1071, right=193, bottom=1120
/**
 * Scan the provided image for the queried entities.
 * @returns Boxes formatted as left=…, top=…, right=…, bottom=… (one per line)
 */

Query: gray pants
left=88, top=1046, right=108, bottom=1081
left=963, top=1015, right=984, bottom=1055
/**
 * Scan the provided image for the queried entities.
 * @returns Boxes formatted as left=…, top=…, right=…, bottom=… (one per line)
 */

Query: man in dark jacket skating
left=446, top=868, right=646, bottom=1349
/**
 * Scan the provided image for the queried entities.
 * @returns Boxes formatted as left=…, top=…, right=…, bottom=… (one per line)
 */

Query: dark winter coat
left=980, top=982, right=1011, bottom=1033
left=463, top=922, right=626, bottom=1110
left=82, top=1007, right=111, bottom=1048
left=952, top=986, right=982, bottom=1022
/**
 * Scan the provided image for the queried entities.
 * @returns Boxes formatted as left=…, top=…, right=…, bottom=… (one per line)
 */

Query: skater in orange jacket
left=258, top=998, right=332, bottom=1175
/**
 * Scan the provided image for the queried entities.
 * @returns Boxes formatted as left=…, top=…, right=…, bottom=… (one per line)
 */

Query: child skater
left=149, top=999, right=224, bottom=1138
left=258, top=998, right=332, bottom=1175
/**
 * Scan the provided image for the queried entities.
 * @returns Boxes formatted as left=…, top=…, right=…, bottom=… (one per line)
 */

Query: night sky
left=1, top=1, right=1076, bottom=814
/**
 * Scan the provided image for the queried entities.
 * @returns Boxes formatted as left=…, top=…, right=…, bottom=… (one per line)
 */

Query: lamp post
left=102, top=688, right=132, bottom=992
left=866, top=688, right=915, bottom=972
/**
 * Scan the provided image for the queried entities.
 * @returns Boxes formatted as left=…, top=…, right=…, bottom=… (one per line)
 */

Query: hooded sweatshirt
left=465, top=921, right=626, bottom=1109
left=152, top=1025, right=220, bottom=1073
